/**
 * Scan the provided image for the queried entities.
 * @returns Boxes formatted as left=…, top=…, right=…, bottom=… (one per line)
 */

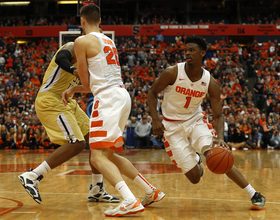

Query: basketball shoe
left=250, top=192, right=266, bottom=210
left=18, top=169, right=43, bottom=204
left=196, top=152, right=205, bottom=177
left=88, top=182, right=120, bottom=203
left=141, top=188, right=165, bottom=207
left=104, top=198, right=145, bottom=217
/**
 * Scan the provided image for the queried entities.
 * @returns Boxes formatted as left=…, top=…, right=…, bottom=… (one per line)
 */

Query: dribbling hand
left=212, top=137, right=230, bottom=149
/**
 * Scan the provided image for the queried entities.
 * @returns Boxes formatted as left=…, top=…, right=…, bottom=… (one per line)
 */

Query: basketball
left=206, top=146, right=234, bottom=174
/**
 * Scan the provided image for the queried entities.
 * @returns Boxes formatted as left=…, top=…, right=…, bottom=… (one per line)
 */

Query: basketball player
left=18, top=33, right=119, bottom=204
left=62, top=4, right=165, bottom=217
left=148, top=35, right=266, bottom=210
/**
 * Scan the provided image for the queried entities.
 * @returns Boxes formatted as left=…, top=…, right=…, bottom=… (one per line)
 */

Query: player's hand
left=62, top=88, right=74, bottom=106
left=212, top=137, right=230, bottom=149
left=73, top=69, right=80, bottom=79
left=152, top=119, right=165, bottom=135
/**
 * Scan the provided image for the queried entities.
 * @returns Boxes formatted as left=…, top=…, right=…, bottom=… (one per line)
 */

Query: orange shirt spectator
left=156, top=46, right=163, bottom=55
left=31, top=76, right=41, bottom=87
left=139, top=66, right=149, bottom=76
left=136, top=91, right=143, bottom=100
left=179, top=42, right=185, bottom=51
left=262, top=42, right=270, bottom=51
left=27, top=62, right=35, bottom=73
left=242, top=49, right=249, bottom=60
left=219, top=38, right=227, bottom=48
left=260, top=50, right=268, bottom=60
left=206, top=58, right=216, bottom=70
left=36, top=57, right=44, bottom=66
left=141, top=34, right=148, bottom=44
left=3, top=32, right=8, bottom=43
left=232, top=80, right=242, bottom=92
left=134, top=35, right=141, bottom=44
left=6, top=57, right=13, bottom=68
left=42, top=39, right=49, bottom=48
left=198, top=19, right=204, bottom=24
left=158, top=40, right=166, bottom=49
left=150, top=38, right=156, bottom=47
left=230, top=44, right=238, bottom=54
left=7, top=32, right=15, bottom=44
left=36, top=66, right=43, bottom=75
left=240, top=123, right=252, bottom=135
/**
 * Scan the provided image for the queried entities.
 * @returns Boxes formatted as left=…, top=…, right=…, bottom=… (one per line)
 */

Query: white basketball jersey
left=87, top=32, right=123, bottom=96
left=162, top=62, right=210, bottom=120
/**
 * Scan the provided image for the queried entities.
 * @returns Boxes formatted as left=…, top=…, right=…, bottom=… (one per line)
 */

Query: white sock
left=115, top=181, right=135, bottom=201
left=133, top=173, right=154, bottom=194
left=243, top=184, right=256, bottom=199
left=33, top=161, right=51, bottom=176
left=92, top=174, right=103, bottom=185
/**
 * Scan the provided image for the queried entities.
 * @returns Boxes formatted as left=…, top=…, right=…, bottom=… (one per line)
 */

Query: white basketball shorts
left=162, top=112, right=216, bottom=174
left=89, top=86, right=131, bottom=152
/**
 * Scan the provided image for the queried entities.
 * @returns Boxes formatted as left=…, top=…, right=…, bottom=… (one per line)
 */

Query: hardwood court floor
left=0, top=148, right=279, bottom=220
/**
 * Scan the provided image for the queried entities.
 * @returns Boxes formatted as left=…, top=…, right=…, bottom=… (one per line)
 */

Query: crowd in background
left=1, top=12, right=280, bottom=27
left=1, top=28, right=280, bottom=150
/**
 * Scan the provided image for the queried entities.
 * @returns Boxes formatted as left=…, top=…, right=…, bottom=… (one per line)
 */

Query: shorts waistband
left=163, top=113, right=200, bottom=123
left=94, top=85, right=125, bottom=96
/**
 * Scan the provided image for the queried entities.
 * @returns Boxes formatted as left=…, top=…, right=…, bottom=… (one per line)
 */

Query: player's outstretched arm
left=62, top=85, right=92, bottom=106
left=148, top=65, right=177, bottom=135
left=208, top=76, right=225, bottom=146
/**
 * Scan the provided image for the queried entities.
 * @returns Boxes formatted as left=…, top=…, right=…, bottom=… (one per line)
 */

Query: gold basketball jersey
left=38, top=42, right=79, bottom=97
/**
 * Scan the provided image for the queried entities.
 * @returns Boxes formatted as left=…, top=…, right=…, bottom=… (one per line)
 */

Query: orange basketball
left=206, top=146, right=234, bottom=174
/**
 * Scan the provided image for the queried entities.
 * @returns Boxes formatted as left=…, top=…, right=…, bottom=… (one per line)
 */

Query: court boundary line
left=0, top=191, right=278, bottom=204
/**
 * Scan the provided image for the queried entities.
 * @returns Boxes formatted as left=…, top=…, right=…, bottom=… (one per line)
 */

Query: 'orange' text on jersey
left=175, top=86, right=205, bottom=98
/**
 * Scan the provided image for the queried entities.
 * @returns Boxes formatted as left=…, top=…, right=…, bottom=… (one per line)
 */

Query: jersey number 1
left=104, top=46, right=120, bottom=66
left=184, top=97, right=191, bottom=108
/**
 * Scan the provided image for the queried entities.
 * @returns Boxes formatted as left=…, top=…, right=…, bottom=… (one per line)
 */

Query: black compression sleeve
left=55, top=50, right=76, bottom=74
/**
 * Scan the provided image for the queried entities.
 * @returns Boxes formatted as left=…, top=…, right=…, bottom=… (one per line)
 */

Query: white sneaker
left=18, top=169, right=43, bottom=204
left=104, top=198, right=145, bottom=217
left=196, top=152, right=204, bottom=177
left=141, top=188, right=165, bottom=207
left=88, top=183, right=120, bottom=203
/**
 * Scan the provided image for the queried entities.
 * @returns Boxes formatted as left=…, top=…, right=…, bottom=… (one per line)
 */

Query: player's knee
left=185, top=170, right=201, bottom=184
left=90, top=151, right=103, bottom=168
left=188, top=176, right=201, bottom=184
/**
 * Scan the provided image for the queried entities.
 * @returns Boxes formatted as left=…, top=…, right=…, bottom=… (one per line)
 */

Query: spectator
left=156, top=31, right=164, bottom=43
left=0, top=55, right=5, bottom=72
left=4, top=117, right=15, bottom=131
left=253, top=118, right=264, bottom=134
left=175, top=33, right=182, bottom=43
left=246, top=126, right=262, bottom=149
left=127, top=52, right=136, bottom=67
left=133, top=115, right=151, bottom=148
left=13, top=126, right=26, bottom=149
left=240, top=118, right=252, bottom=137
left=0, top=125, right=10, bottom=149
left=254, top=78, right=265, bottom=109
left=24, top=127, right=37, bottom=149
left=262, top=117, right=276, bottom=149
left=227, top=123, right=247, bottom=149
left=270, top=129, right=280, bottom=149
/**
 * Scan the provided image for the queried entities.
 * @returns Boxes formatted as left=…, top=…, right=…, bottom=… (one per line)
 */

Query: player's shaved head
left=80, top=4, right=100, bottom=25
